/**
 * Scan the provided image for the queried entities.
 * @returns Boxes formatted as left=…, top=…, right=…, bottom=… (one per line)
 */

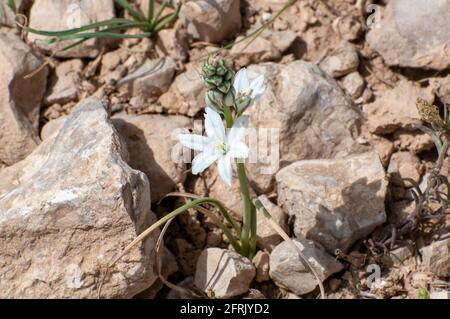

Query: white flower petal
left=250, top=75, right=266, bottom=100
left=178, top=134, right=209, bottom=151
left=233, top=68, right=250, bottom=94
left=191, top=149, right=220, bottom=175
left=228, top=141, right=249, bottom=159
left=205, top=107, right=226, bottom=141
left=217, top=155, right=232, bottom=186
left=227, top=115, right=248, bottom=145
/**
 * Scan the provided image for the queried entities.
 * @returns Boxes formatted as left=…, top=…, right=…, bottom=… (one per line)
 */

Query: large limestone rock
left=179, top=0, right=241, bottom=43
left=113, top=114, right=191, bottom=202
left=194, top=248, right=255, bottom=299
left=0, top=31, right=48, bottom=166
left=28, top=0, right=115, bottom=58
left=276, top=152, right=388, bottom=253
left=367, top=0, right=450, bottom=70
left=269, top=239, right=343, bottom=296
left=246, top=61, right=366, bottom=192
left=0, top=98, right=159, bottom=298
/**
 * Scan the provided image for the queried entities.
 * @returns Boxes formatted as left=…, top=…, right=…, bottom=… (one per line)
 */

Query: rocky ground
left=0, top=0, right=449, bottom=299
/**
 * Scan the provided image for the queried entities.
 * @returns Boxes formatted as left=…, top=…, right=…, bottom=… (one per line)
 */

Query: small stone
left=364, top=80, right=434, bottom=134
left=252, top=251, right=270, bottom=283
left=420, top=238, right=450, bottom=278
left=118, top=57, right=176, bottom=101
left=393, top=130, right=434, bottom=154
left=256, top=195, right=288, bottom=252
left=319, top=41, right=359, bottom=78
left=45, top=59, right=83, bottom=105
left=156, top=29, right=189, bottom=62
left=334, top=15, right=362, bottom=41
left=387, top=152, right=424, bottom=187
left=230, top=30, right=297, bottom=67
left=276, top=152, right=388, bottom=253
left=101, top=52, right=121, bottom=74
left=159, top=67, right=205, bottom=117
left=328, top=278, right=342, bottom=292
left=269, top=239, right=343, bottom=296
left=389, top=245, right=413, bottom=267
left=341, top=72, right=365, bottom=99
left=371, top=134, right=395, bottom=167
left=180, top=0, right=241, bottom=43
left=194, top=248, right=255, bottom=299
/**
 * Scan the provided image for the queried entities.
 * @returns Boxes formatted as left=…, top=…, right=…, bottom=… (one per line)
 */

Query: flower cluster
left=178, top=57, right=266, bottom=185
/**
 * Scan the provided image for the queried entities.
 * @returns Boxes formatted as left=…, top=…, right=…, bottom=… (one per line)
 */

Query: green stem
left=237, top=162, right=253, bottom=257
left=153, top=197, right=243, bottom=254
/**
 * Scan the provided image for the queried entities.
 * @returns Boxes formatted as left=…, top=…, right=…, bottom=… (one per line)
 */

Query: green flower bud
left=201, top=56, right=235, bottom=111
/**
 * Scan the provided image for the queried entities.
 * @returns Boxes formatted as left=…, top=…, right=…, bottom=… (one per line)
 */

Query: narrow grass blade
left=115, top=0, right=146, bottom=22
left=148, top=0, right=155, bottom=23
left=27, top=18, right=136, bottom=36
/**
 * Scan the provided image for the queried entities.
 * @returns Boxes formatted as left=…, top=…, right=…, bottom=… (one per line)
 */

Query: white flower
left=178, top=107, right=249, bottom=186
left=233, top=68, right=266, bottom=113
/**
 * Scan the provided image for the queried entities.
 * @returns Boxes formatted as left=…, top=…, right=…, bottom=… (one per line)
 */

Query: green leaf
left=7, top=0, right=16, bottom=12
left=148, top=0, right=155, bottom=23
left=27, top=18, right=137, bottom=36
left=114, top=0, right=146, bottom=22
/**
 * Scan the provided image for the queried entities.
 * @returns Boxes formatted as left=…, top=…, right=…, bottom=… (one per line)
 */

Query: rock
left=341, top=72, right=365, bottom=99
left=194, top=248, right=255, bottom=299
left=0, top=0, right=32, bottom=27
left=44, top=59, right=83, bottom=105
left=364, top=80, right=434, bottom=134
left=388, top=200, right=416, bottom=227
left=156, top=29, right=189, bottom=62
left=432, top=75, right=450, bottom=105
left=0, top=98, right=159, bottom=298
left=319, top=41, right=359, bottom=78
left=252, top=251, right=270, bottom=283
left=118, top=57, right=176, bottom=101
left=246, top=61, right=366, bottom=193
left=101, top=51, right=122, bottom=74
left=112, top=114, right=190, bottom=202
left=40, top=116, right=67, bottom=140
left=420, top=238, right=450, bottom=278
left=256, top=195, right=288, bottom=252
left=334, top=15, right=362, bottom=41
left=389, top=245, right=413, bottom=267
left=180, top=0, right=241, bottom=43
left=28, top=0, right=115, bottom=58
left=387, top=152, right=424, bottom=187
left=269, top=239, right=343, bottom=296
left=40, top=113, right=191, bottom=202
left=393, top=130, right=434, bottom=154
left=276, top=152, right=388, bottom=253
left=430, top=290, right=450, bottom=299
left=230, top=30, right=297, bottom=67
left=0, top=31, right=48, bottom=166
left=159, top=67, right=205, bottom=117
left=367, top=0, right=450, bottom=70
left=369, top=133, right=395, bottom=167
